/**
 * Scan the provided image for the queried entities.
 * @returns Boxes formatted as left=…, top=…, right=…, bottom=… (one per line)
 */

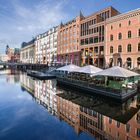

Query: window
left=118, top=33, right=122, bottom=40
left=127, top=44, right=132, bottom=52
left=89, top=37, right=93, bottom=44
left=118, top=45, right=122, bottom=53
left=139, top=29, right=140, bottom=37
left=137, top=114, right=140, bottom=123
left=116, top=122, right=120, bottom=128
left=127, top=58, right=132, bottom=68
left=119, top=23, right=121, bottom=27
left=138, top=43, right=140, bottom=52
left=137, top=57, right=140, bottom=68
left=128, top=31, right=131, bottom=38
left=110, top=46, right=113, bottom=54
left=109, top=118, right=112, bottom=124
left=128, top=20, right=131, bottom=25
left=85, top=38, right=88, bottom=44
left=94, top=47, right=98, bottom=53
left=137, top=128, right=140, bottom=137
left=110, top=34, right=113, bottom=41
left=126, top=124, right=130, bottom=133
left=81, top=39, right=84, bottom=45
left=94, top=37, right=98, bottom=43
left=111, top=25, right=113, bottom=30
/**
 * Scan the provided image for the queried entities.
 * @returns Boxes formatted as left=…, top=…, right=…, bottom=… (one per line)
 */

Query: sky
left=0, top=0, right=140, bottom=54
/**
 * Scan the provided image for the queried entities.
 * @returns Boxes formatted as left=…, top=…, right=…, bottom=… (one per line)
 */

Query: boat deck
left=27, top=71, right=56, bottom=80
left=57, top=77, right=137, bottom=102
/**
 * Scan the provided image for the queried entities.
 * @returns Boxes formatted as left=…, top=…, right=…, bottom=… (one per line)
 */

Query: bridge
left=0, top=62, right=69, bottom=71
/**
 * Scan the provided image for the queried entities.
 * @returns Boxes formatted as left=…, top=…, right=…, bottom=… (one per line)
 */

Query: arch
left=127, top=57, right=132, bottom=68
left=117, top=58, right=122, bottom=67
left=137, top=57, right=140, bottom=68
left=127, top=44, right=132, bottom=52
left=128, top=30, right=131, bottom=38
left=118, top=45, right=122, bottom=53
left=138, top=43, right=140, bottom=52
left=118, top=33, right=122, bottom=40
left=128, top=20, right=131, bottom=25
left=110, top=46, right=113, bottom=54
left=109, top=58, right=113, bottom=67
left=110, top=34, right=113, bottom=41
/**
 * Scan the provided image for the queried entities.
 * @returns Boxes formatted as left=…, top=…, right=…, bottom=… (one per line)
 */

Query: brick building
left=57, top=13, right=83, bottom=66
left=80, top=6, right=120, bottom=68
left=105, top=8, right=140, bottom=69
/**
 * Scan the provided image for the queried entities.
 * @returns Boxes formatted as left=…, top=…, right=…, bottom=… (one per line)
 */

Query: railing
left=57, top=76, right=137, bottom=96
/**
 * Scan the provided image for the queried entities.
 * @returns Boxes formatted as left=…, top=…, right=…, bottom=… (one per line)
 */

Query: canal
left=0, top=69, right=140, bottom=140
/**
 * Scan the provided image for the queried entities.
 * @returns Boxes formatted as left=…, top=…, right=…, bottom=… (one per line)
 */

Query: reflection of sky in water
left=0, top=74, right=94, bottom=140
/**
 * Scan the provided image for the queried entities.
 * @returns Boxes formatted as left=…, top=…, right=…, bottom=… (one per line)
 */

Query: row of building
left=0, top=45, right=20, bottom=62
left=19, top=6, right=140, bottom=69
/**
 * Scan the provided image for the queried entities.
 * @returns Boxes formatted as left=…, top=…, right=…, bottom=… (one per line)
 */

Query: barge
left=56, top=65, right=140, bottom=101
left=27, top=70, right=56, bottom=80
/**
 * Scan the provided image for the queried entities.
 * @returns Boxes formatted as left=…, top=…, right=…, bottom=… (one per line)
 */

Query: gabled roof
left=94, top=66, right=139, bottom=78
left=56, top=64, right=80, bottom=72
left=78, top=65, right=102, bottom=74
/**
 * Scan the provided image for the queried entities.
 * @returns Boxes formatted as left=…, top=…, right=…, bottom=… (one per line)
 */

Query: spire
left=60, top=21, right=63, bottom=27
left=79, top=10, right=84, bottom=17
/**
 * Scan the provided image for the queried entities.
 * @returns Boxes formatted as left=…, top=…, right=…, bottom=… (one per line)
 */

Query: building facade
left=35, top=27, right=58, bottom=64
left=80, top=6, right=120, bottom=68
left=0, top=54, right=9, bottom=62
left=5, top=45, right=20, bottom=62
left=57, top=14, right=83, bottom=66
left=20, top=39, right=35, bottom=64
left=105, top=8, right=140, bottom=69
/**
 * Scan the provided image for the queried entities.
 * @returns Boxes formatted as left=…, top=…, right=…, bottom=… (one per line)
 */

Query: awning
left=94, top=66, right=139, bottom=78
left=56, top=64, right=80, bottom=72
left=77, top=65, right=102, bottom=74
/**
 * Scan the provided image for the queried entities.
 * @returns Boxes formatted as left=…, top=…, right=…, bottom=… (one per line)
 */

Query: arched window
left=127, top=44, right=132, bottom=52
left=139, top=29, right=140, bottom=37
left=110, top=34, right=113, bottom=41
left=137, top=57, right=140, bottom=68
left=138, top=43, right=140, bottom=52
left=128, top=20, right=131, bottom=26
left=110, top=46, right=113, bottom=54
left=119, top=23, right=121, bottom=27
left=118, top=45, right=122, bottom=53
left=118, top=33, right=122, bottom=40
left=111, top=25, right=113, bottom=30
left=109, top=58, right=113, bottom=67
left=127, top=57, right=132, bottom=68
left=128, top=31, right=131, bottom=38
left=117, top=58, right=122, bottom=67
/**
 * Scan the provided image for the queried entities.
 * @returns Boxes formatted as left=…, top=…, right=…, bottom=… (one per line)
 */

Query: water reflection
left=17, top=72, right=140, bottom=140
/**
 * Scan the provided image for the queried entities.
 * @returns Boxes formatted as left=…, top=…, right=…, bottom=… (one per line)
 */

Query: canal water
left=0, top=69, right=140, bottom=140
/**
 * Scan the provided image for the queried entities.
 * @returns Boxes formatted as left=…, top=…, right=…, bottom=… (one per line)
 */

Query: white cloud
left=0, top=0, right=69, bottom=53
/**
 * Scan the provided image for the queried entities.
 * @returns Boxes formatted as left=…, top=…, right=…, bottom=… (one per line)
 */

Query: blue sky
left=0, top=0, right=140, bottom=53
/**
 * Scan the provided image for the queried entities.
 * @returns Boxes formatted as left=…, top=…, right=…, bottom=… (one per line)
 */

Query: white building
left=20, top=39, right=35, bottom=64
left=35, top=26, right=58, bottom=64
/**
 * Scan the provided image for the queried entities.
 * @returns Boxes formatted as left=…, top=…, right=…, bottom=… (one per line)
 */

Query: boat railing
left=58, top=76, right=137, bottom=95
left=58, top=77, right=123, bottom=95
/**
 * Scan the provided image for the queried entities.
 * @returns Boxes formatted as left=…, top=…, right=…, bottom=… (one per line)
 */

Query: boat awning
left=93, top=66, right=139, bottom=78
left=77, top=65, right=103, bottom=74
left=56, top=64, right=80, bottom=72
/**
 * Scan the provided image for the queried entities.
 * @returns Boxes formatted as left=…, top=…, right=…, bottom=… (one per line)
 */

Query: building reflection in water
left=19, top=73, right=140, bottom=140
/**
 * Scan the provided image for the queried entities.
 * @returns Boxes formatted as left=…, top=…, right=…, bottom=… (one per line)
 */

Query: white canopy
left=77, top=65, right=102, bottom=74
left=56, top=64, right=80, bottom=72
left=94, top=66, right=139, bottom=78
